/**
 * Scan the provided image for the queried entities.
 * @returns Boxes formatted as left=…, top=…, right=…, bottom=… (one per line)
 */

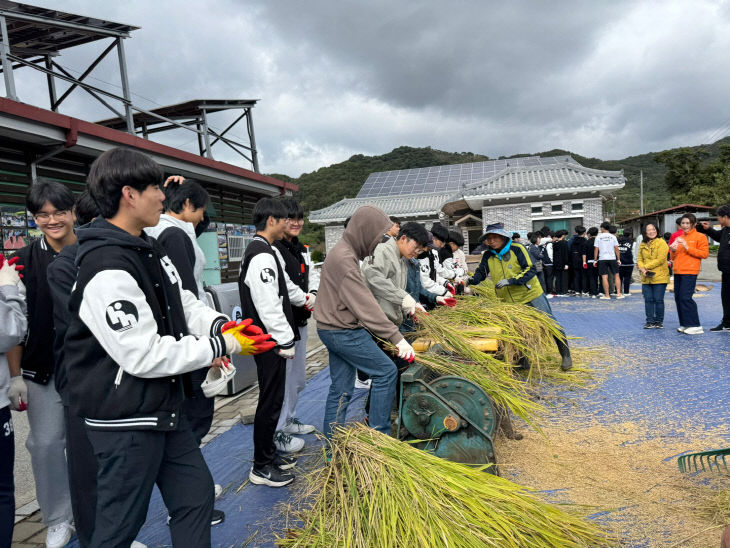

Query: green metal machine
left=396, top=362, right=498, bottom=470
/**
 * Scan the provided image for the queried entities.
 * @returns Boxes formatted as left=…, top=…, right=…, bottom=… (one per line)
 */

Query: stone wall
left=481, top=197, right=604, bottom=235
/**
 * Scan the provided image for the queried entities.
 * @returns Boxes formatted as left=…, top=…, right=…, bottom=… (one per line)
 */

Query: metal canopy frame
left=0, top=2, right=261, bottom=173
left=96, top=99, right=260, bottom=172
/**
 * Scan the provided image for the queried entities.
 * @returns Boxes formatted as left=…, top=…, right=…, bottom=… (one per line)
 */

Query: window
left=551, top=204, right=563, bottom=213
left=571, top=202, right=583, bottom=212
left=531, top=205, right=542, bottom=215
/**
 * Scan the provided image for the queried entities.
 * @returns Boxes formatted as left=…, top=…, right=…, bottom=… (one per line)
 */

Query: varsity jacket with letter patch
left=63, top=219, right=228, bottom=431
left=239, top=235, right=297, bottom=349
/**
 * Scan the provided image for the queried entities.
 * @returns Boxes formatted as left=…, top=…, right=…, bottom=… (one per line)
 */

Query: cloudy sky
left=13, top=1, right=730, bottom=177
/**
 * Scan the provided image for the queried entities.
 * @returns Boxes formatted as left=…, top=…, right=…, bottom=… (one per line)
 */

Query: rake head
left=677, top=448, right=730, bottom=474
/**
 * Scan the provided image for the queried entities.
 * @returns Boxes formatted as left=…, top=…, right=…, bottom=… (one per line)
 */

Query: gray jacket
left=0, top=284, right=27, bottom=409
left=361, top=237, right=409, bottom=327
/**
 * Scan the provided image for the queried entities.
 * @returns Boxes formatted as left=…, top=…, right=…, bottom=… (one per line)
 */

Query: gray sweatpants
left=276, top=324, right=308, bottom=432
left=26, top=378, right=72, bottom=526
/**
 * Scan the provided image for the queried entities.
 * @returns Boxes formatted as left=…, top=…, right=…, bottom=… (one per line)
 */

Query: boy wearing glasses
left=8, top=180, right=77, bottom=547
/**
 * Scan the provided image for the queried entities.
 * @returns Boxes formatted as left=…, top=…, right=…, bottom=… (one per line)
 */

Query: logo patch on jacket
left=420, top=264, right=429, bottom=273
left=160, top=256, right=180, bottom=285
left=106, top=301, right=139, bottom=332
left=260, top=268, right=276, bottom=283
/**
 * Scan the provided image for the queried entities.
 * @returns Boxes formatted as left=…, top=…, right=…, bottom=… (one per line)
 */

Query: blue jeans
left=318, top=328, right=398, bottom=438
left=641, top=283, right=667, bottom=324
left=674, top=274, right=700, bottom=327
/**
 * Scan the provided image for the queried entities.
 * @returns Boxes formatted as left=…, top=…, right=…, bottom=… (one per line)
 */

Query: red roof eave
left=0, top=97, right=297, bottom=192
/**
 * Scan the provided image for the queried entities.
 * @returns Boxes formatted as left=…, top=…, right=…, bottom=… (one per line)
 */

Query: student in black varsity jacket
left=239, top=197, right=299, bottom=488
left=271, top=198, right=319, bottom=454
left=7, top=180, right=77, bottom=548
left=62, top=148, right=268, bottom=548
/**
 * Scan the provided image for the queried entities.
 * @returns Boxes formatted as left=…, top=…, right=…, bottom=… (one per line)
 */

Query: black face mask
left=195, top=212, right=210, bottom=238
left=417, top=249, right=430, bottom=260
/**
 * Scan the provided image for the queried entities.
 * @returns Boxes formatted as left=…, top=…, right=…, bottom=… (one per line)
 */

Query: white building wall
left=481, top=197, right=604, bottom=235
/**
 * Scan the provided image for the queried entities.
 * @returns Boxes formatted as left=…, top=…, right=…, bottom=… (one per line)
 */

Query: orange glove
left=221, top=319, right=276, bottom=355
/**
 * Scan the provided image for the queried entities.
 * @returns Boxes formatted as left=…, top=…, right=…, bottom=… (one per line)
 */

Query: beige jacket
left=361, top=237, right=409, bottom=327
left=314, top=206, right=404, bottom=344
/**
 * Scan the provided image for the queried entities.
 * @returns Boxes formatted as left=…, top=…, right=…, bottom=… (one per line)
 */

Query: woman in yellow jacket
left=669, top=213, right=709, bottom=334
left=637, top=223, right=670, bottom=328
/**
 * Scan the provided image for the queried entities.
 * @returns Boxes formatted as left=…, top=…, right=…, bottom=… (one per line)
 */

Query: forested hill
left=268, top=139, right=730, bottom=251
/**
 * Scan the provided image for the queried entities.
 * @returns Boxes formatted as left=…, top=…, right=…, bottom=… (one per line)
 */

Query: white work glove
left=415, top=302, right=427, bottom=313
left=395, top=339, right=415, bottom=363
left=278, top=346, right=296, bottom=359
left=9, top=376, right=28, bottom=411
left=0, top=256, right=22, bottom=286
left=304, top=292, right=316, bottom=311
left=401, top=294, right=417, bottom=316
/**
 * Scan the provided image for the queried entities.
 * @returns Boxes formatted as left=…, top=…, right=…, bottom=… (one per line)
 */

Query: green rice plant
left=278, top=424, right=616, bottom=548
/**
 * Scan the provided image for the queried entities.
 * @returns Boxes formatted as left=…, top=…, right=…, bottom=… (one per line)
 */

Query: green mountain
left=270, top=139, right=730, bottom=251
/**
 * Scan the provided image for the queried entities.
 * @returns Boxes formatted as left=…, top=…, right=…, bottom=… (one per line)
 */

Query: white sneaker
left=214, top=483, right=223, bottom=498
left=599, top=295, right=611, bottom=300
left=46, top=521, right=74, bottom=548
left=545, top=294, right=554, bottom=299
left=677, top=326, right=686, bottom=333
left=282, top=418, right=315, bottom=435
left=684, top=326, right=704, bottom=335
left=354, top=378, right=372, bottom=389
left=274, top=431, right=305, bottom=453
left=201, top=362, right=236, bottom=398
left=131, top=542, right=148, bottom=548
left=616, top=294, right=626, bottom=300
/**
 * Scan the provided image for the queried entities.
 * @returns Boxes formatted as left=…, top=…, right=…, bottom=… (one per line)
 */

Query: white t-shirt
left=594, top=232, right=618, bottom=261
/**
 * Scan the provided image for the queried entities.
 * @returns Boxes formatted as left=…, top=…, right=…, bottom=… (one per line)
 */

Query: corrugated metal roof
left=309, top=192, right=451, bottom=223
left=463, top=162, right=624, bottom=197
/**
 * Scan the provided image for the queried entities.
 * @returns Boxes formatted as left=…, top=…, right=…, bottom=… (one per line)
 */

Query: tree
left=653, top=147, right=709, bottom=200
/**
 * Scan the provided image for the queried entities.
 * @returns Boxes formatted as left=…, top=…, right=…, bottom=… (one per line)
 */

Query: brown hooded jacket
left=314, top=205, right=405, bottom=345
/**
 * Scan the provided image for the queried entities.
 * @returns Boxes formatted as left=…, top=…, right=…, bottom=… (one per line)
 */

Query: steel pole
left=0, top=15, right=18, bottom=100
left=115, top=37, right=135, bottom=134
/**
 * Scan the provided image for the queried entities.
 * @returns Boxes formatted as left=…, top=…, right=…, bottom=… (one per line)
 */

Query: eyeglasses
left=34, top=209, right=71, bottom=222
left=286, top=218, right=304, bottom=225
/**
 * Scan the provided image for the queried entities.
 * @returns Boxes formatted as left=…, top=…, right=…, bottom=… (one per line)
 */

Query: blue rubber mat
left=65, top=283, right=729, bottom=546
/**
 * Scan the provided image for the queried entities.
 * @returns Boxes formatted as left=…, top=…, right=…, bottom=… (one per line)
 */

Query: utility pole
left=640, top=170, right=644, bottom=215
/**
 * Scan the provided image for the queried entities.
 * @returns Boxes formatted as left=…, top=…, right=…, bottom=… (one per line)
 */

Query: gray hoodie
left=314, top=206, right=404, bottom=345
left=361, top=237, right=409, bottom=327
left=0, top=284, right=27, bottom=409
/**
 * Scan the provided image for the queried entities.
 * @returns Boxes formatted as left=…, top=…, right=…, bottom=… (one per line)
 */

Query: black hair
left=608, top=225, right=617, bottom=234
left=575, top=225, right=586, bottom=235
left=600, top=221, right=611, bottom=231
left=163, top=178, right=209, bottom=213
left=390, top=216, right=401, bottom=225
left=680, top=212, right=697, bottom=226
left=26, top=179, right=75, bottom=215
left=541, top=228, right=552, bottom=238
left=717, top=204, right=730, bottom=218
left=252, top=197, right=288, bottom=231
left=448, top=230, right=464, bottom=247
left=622, top=228, right=633, bottom=238
left=398, top=222, right=430, bottom=246
left=344, top=216, right=351, bottom=229
left=675, top=218, right=682, bottom=226
left=663, top=232, right=672, bottom=241
left=75, top=191, right=100, bottom=225
left=642, top=223, right=659, bottom=240
left=430, top=223, right=449, bottom=242
left=87, top=148, right=163, bottom=218
left=529, top=233, right=539, bottom=245
left=280, top=197, right=304, bottom=219
left=512, top=232, right=520, bottom=240
left=587, top=226, right=598, bottom=237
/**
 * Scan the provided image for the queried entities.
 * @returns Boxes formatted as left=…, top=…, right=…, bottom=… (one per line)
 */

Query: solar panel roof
left=355, top=155, right=573, bottom=198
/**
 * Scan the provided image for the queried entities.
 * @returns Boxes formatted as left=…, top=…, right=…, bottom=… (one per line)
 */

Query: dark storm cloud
left=17, top=1, right=730, bottom=176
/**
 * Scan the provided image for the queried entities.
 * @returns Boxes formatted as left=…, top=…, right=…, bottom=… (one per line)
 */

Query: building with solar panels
left=309, top=155, right=625, bottom=254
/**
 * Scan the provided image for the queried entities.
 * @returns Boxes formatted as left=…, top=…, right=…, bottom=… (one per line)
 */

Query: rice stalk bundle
left=278, top=424, right=615, bottom=548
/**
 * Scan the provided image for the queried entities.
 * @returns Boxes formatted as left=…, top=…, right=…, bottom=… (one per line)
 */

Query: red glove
left=0, top=254, right=24, bottom=278
left=221, top=319, right=276, bottom=355
left=436, top=296, right=456, bottom=307
left=445, top=282, right=456, bottom=295
left=582, top=263, right=588, bottom=269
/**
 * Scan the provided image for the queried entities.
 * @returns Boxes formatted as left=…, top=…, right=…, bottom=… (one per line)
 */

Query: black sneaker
left=709, top=324, right=730, bottom=332
left=273, top=453, right=298, bottom=471
left=211, top=509, right=225, bottom=526
left=249, top=464, right=294, bottom=487
left=654, top=323, right=663, bottom=329
left=643, top=323, right=654, bottom=329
